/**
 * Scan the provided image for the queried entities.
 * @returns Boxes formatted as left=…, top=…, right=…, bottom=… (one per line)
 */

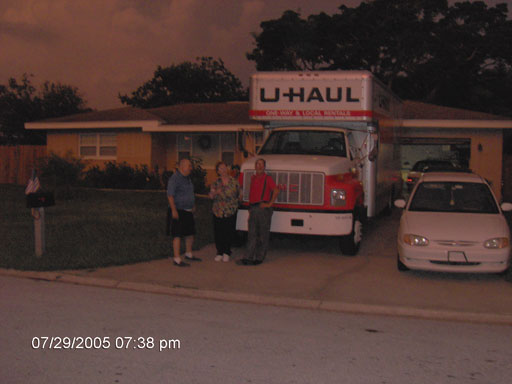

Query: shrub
left=83, top=162, right=163, bottom=190
left=190, top=157, right=207, bottom=194
left=34, top=153, right=208, bottom=193
left=37, top=152, right=85, bottom=198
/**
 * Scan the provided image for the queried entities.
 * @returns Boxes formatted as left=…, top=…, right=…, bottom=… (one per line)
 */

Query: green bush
left=82, top=162, right=162, bottom=190
left=35, top=153, right=208, bottom=193
left=36, top=151, right=85, bottom=198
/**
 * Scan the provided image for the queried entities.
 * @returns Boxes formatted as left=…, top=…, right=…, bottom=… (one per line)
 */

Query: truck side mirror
left=368, top=132, right=379, bottom=162
left=368, top=146, right=378, bottom=162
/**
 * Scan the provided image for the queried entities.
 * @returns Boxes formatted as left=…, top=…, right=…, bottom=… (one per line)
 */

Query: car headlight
left=331, top=189, right=346, bottom=206
left=403, top=234, right=429, bottom=246
left=483, top=237, right=510, bottom=249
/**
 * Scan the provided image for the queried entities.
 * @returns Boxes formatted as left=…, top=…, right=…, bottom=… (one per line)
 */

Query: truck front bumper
left=236, top=208, right=353, bottom=236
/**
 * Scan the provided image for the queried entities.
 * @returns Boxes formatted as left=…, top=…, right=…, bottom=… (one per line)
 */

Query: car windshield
left=411, top=160, right=456, bottom=172
left=259, top=130, right=347, bottom=157
left=409, top=182, right=499, bottom=213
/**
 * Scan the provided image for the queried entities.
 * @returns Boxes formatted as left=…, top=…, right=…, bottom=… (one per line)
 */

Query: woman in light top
left=208, top=162, right=241, bottom=262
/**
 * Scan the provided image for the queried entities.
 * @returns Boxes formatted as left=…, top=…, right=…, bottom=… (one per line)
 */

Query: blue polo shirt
left=167, top=171, right=195, bottom=210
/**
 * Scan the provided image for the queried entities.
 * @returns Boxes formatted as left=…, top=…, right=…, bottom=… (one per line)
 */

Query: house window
left=220, top=133, right=235, bottom=165
left=79, top=133, right=117, bottom=158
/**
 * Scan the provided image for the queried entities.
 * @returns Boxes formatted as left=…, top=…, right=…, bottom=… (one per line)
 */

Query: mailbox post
left=32, top=207, right=45, bottom=258
left=25, top=172, right=55, bottom=257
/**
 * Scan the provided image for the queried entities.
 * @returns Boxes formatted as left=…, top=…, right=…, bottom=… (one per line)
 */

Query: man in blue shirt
left=167, top=158, right=201, bottom=266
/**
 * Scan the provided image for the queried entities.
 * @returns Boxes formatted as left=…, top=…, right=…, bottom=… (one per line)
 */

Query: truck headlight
left=483, top=237, right=509, bottom=249
left=331, top=189, right=346, bottom=206
left=403, top=234, right=429, bottom=246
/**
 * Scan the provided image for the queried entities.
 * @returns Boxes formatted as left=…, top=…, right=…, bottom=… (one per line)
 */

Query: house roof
left=403, top=100, right=507, bottom=121
left=25, top=100, right=512, bottom=130
left=150, top=102, right=255, bottom=125
left=43, top=106, right=163, bottom=123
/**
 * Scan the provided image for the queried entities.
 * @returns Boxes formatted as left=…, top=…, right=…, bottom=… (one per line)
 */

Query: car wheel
left=397, top=253, right=409, bottom=271
left=340, top=212, right=363, bottom=256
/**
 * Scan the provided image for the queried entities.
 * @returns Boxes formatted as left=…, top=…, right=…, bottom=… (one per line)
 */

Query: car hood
left=401, top=211, right=510, bottom=241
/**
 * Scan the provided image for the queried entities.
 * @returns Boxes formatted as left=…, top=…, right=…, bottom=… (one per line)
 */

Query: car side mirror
left=394, top=199, right=406, bottom=209
left=501, top=202, right=512, bottom=212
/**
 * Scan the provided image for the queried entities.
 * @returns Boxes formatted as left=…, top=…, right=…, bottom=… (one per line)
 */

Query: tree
left=119, top=57, right=248, bottom=108
left=0, top=74, right=90, bottom=145
left=247, top=0, right=512, bottom=116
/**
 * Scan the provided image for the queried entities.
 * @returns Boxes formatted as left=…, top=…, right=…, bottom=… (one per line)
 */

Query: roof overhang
left=25, top=121, right=162, bottom=130
left=26, top=119, right=512, bottom=131
left=25, top=121, right=263, bottom=132
left=146, top=124, right=261, bottom=132
left=402, top=119, right=512, bottom=129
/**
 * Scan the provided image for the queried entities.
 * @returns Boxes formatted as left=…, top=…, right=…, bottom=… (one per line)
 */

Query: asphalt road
left=2, top=275, right=511, bottom=384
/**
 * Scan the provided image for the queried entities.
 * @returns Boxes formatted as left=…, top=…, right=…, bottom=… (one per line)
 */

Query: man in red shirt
left=238, top=158, right=279, bottom=266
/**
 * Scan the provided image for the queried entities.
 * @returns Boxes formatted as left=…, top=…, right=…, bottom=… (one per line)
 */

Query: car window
left=409, top=182, right=499, bottom=213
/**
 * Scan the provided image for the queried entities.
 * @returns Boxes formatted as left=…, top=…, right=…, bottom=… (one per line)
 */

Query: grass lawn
left=0, top=184, right=214, bottom=271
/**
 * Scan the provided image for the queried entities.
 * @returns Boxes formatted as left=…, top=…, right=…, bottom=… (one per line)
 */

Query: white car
left=395, top=172, right=512, bottom=273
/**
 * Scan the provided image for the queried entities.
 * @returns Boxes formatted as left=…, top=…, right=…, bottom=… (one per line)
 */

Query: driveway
left=2, top=209, right=512, bottom=324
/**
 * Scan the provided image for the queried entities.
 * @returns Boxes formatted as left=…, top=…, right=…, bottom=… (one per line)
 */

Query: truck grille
left=243, top=170, right=324, bottom=205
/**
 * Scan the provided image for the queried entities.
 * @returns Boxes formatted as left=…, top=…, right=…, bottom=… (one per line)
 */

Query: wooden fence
left=0, top=146, right=46, bottom=185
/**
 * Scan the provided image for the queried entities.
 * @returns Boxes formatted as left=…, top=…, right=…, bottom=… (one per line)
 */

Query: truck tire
left=339, top=212, right=363, bottom=256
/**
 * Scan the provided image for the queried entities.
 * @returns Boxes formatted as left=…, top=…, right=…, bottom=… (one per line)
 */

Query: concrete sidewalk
left=2, top=211, right=512, bottom=325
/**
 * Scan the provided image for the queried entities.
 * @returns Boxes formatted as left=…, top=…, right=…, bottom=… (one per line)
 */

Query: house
left=25, top=100, right=512, bottom=199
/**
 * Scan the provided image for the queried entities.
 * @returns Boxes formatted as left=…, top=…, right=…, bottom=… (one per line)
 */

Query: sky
left=1, top=0, right=510, bottom=111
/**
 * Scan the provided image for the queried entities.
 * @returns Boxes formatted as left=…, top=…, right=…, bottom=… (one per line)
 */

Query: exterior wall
left=470, top=131, right=503, bottom=200
left=151, top=133, right=168, bottom=172
left=47, top=130, right=154, bottom=169
left=163, top=130, right=263, bottom=186
left=165, top=134, right=177, bottom=172
left=117, top=131, right=151, bottom=166
left=402, top=128, right=503, bottom=200
left=47, top=132, right=78, bottom=157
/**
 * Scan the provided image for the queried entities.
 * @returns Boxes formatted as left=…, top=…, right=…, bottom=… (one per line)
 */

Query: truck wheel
left=339, top=213, right=363, bottom=256
left=397, top=253, right=409, bottom=271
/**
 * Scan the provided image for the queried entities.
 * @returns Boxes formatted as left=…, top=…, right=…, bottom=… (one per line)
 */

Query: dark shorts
left=171, top=210, right=195, bottom=238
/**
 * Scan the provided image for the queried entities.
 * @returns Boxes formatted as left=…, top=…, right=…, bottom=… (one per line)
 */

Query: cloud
left=6, top=0, right=502, bottom=110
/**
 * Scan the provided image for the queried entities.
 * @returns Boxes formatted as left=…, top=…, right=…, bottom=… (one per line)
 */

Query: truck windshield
left=259, top=130, right=347, bottom=157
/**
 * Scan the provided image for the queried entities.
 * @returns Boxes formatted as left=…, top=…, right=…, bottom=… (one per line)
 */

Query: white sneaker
left=214, top=255, right=222, bottom=262
left=222, top=254, right=230, bottom=262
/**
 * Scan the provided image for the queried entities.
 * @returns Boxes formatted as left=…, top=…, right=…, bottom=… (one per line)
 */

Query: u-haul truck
left=236, top=71, right=402, bottom=255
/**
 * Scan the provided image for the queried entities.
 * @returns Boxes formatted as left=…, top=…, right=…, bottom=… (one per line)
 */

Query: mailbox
left=26, top=192, right=55, bottom=208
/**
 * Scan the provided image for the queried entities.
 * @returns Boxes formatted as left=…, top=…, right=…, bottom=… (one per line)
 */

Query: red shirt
left=249, top=173, right=277, bottom=204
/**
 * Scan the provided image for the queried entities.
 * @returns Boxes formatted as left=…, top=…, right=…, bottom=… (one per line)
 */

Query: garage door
left=398, top=138, right=470, bottom=187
